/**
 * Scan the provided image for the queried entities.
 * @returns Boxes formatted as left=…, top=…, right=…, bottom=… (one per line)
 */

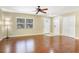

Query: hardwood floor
left=0, top=35, right=79, bottom=53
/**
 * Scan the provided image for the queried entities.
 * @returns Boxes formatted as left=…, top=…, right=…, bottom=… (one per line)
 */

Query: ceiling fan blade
left=39, top=9, right=47, bottom=13
left=41, top=8, right=48, bottom=10
left=42, top=12, right=46, bottom=13
left=40, top=11, right=47, bottom=13
left=36, top=10, right=39, bottom=14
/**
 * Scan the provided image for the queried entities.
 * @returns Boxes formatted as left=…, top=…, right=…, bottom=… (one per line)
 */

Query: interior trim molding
left=8, top=33, right=44, bottom=37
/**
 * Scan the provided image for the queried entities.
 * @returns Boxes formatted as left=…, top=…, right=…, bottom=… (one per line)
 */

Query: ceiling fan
left=35, top=6, right=48, bottom=14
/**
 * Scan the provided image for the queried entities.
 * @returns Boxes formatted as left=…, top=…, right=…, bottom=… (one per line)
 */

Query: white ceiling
left=0, top=6, right=79, bottom=16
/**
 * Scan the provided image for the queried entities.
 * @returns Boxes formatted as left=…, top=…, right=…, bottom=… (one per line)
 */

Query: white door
left=53, top=16, right=60, bottom=36
left=62, top=16, right=75, bottom=38
left=43, top=17, right=50, bottom=34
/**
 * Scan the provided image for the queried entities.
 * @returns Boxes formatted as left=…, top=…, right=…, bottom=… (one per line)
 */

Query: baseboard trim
left=9, top=33, right=44, bottom=37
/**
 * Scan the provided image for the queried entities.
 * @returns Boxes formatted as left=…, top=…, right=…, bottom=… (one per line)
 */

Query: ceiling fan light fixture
left=35, top=6, right=48, bottom=14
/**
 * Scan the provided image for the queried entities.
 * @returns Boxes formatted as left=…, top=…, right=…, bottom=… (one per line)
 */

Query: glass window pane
left=17, top=24, right=25, bottom=29
left=17, top=18, right=25, bottom=23
left=17, top=18, right=25, bottom=29
left=26, top=19, right=33, bottom=23
left=26, top=24, right=33, bottom=28
left=26, top=19, right=33, bottom=28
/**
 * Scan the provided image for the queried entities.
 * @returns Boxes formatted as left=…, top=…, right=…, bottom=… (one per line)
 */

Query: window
left=17, top=18, right=33, bottom=29
left=17, top=18, right=25, bottom=29
left=26, top=19, right=33, bottom=28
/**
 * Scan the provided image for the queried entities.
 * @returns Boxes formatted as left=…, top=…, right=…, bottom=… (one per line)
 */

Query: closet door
left=62, top=16, right=75, bottom=52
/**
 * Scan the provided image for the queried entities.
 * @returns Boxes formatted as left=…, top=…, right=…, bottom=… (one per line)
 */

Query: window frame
left=16, top=17, right=33, bottom=29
